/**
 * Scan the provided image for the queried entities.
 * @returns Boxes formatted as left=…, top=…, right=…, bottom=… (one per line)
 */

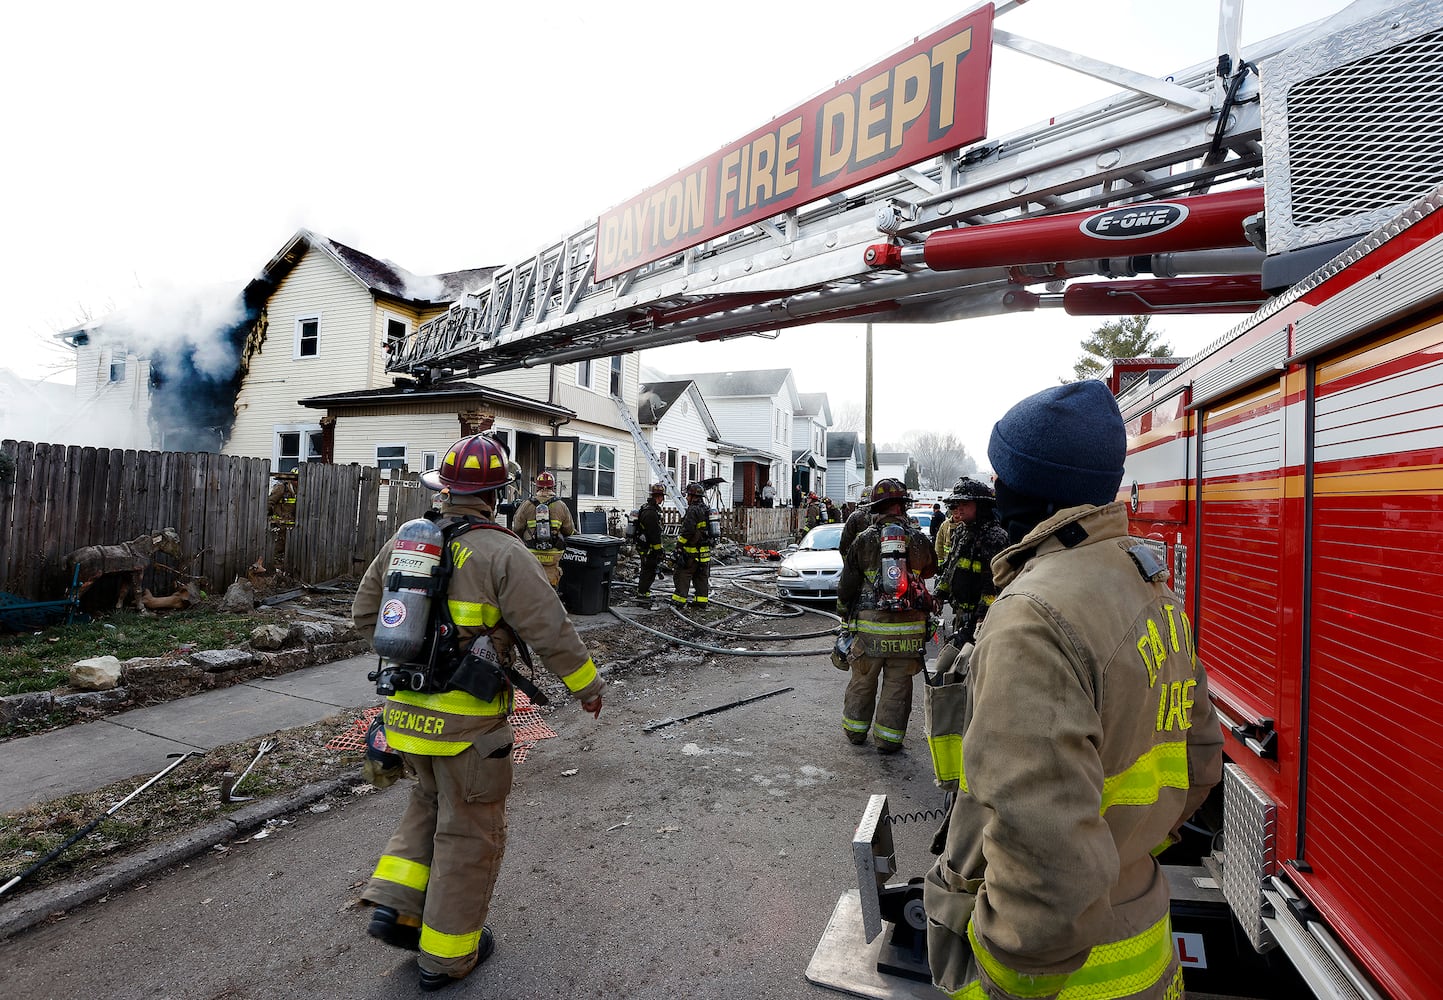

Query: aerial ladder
left=386, top=0, right=1409, bottom=386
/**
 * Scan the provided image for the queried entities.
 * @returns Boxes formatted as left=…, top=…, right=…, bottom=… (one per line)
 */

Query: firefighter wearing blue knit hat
left=987, top=380, right=1126, bottom=544
left=924, top=378, right=1222, bottom=1000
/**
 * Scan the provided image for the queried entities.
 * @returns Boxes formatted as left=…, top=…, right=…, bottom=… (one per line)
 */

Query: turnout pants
left=532, top=549, right=563, bottom=588
left=843, top=655, right=923, bottom=747
left=671, top=546, right=710, bottom=604
left=637, top=547, right=661, bottom=596
left=363, top=744, right=512, bottom=976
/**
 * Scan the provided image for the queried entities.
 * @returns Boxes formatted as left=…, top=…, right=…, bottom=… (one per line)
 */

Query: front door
left=544, top=436, right=580, bottom=522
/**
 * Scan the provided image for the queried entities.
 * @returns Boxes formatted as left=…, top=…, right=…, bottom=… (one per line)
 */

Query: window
left=276, top=426, right=323, bottom=473
left=385, top=317, right=408, bottom=353
left=376, top=444, right=407, bottom=472
left=609, top=355, right=623, bottom=395
left=422, top=451, right=439, bottom=472
left=577, top=358, right=593, bottom=388
left=295, top=315, right=320, bottom=358
left=577, top=441, right=616, bottom=497
left=688, top=455, right=699, bottom=483
left=666, top=447, right=679, bottom=480
left=488, top=429, right=512, bottom=458
left=109, top=357, right=126, bottom=383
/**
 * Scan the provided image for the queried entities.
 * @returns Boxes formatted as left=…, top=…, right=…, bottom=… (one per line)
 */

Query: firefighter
left=836, top=478, right=936, bottom=752
left=635, top=481, right=667, bottom=604
left=822, top=496, right=840, bottom=523
left=671, top=481, right=712, bottom=607
left=514, top=472, right=575, bottom=588
left=804, top=493, right=823, bottom=530
left=924, top=382, right=1223, bottom=1000
left=839, top=485, right=872, bottom=557
left=933, top=477, right=1010, bottom=652
left=351, top=434, right=605, bottom=993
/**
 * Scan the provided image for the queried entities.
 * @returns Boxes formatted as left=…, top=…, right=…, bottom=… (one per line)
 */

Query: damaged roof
left=252, top=230, right=496, bottom=308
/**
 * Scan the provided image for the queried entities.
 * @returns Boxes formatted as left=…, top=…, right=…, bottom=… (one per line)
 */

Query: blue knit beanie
left=988, top=381, right=1126, bottom=508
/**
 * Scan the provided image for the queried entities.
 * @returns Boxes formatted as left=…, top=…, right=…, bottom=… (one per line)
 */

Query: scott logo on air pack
left=1080, top=202, right=1189, bottom=240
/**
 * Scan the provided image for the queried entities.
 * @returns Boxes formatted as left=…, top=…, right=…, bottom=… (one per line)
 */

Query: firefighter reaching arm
left=351, top=435, right=603, bottom=993
left=634, top=482, right=667, bottom=603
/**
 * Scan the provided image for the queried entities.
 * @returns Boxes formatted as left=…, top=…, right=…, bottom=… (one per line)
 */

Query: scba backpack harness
left=368, top=515, right=548, bottom=706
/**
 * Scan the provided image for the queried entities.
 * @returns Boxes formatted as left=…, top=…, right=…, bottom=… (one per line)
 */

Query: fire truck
left=387, top=1, right=1442, bottom=996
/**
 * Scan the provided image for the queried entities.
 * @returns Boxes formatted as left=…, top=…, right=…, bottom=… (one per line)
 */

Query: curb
left=0, top=774, right=359, bottom=942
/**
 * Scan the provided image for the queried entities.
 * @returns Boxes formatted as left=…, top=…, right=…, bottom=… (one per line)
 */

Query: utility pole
left=864, top=323, right=874, bottom=490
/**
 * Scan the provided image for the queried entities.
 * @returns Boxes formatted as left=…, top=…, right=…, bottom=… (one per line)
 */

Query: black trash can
left=559, top=534, right=625, bottom=615
left=578, top=510, right=607, bottom=534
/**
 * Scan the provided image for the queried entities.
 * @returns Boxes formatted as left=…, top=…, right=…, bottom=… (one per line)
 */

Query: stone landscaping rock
left=254, top=648, right=312, bottom=672
left=249, top=624, right=290, bottom=650
left=69, top=655, right=123, bottom=691
left=0, top=691, right=55, bottom=725
left=190, top=648, right=256, bottom=673
left=55, top=688, right=130, bottom=712
left=289, top=621, right=336, bottom=646
left=219, top=579, right=256, bottom=613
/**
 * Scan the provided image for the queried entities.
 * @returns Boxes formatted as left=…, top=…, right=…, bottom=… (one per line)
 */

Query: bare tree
left=904, top=430, right=977, bottom=489
left=831, top=399, right=865, bottom=433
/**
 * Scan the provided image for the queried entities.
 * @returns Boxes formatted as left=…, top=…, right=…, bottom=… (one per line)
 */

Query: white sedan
left=776, top=523, right=844, bottom=601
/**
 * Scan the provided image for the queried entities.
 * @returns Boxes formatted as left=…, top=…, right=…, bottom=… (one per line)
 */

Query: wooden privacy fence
left=656, top=506, right=802, bottom=545
left=0, top=440, right=271, bottom=601
left=284, top=465, right=431, bottom=583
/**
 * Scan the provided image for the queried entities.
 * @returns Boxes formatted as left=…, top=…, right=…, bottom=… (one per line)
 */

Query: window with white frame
left=688, top=455, right=699, bottom=483
left=376, top=444, right=407, bottom=472
left=109, top=357, right=126, bottom=383
left=295, top=315, right=320, bottom=358
left=576, top=441, right=616, bottom=497
left=385, top=317, right=408, bottom=353
left=577, top=358, right=593, bottom=389
left=609, top=355, right=623, bottom=395
left=422, top=451, right=439, bottom=472
left=488, top=429, right=512, bottom=457
left=666, top=447, right=679, bottom=482
left=275, top=426, right=324, bottom=473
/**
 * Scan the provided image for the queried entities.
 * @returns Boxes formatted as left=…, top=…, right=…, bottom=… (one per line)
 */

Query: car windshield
left=800, top=524, right=843, bottom=550
left=910, top=512, right=933, bottom=530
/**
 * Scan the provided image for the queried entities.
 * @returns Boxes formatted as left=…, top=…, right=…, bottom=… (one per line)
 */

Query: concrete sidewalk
left=0, top=654, right=382, bottom=815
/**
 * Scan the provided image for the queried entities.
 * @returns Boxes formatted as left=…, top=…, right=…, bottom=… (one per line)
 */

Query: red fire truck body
left=1119, top=187, right=1443, bottom=1000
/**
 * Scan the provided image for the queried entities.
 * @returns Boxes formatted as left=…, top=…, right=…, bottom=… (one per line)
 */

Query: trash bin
left=558, top=534, right=625, bottom=615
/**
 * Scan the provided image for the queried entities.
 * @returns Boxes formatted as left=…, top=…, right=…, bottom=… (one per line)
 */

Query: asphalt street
left=0, top=602, right=945, bottom=1000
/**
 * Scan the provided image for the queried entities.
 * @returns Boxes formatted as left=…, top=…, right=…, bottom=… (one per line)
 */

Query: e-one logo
left=1081, top=203, right=1189, bottom=241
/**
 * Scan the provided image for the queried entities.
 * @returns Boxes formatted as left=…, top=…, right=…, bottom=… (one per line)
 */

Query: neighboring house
left=792, top=392, right=831, bottom=499
left=635, top=380, right=739, bottom=508
left=671, top=368, right=798, bottom=506
left=876, top=450, right=913, bottom=484
left=227, top=229, right=646, bottom=517
left=825, top=431, right=874, bottom=502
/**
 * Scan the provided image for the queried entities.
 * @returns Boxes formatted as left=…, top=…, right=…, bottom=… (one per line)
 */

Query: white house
left=670, top=368, right=798, bottom=506
left=635, top=380, right=739, bottom=508
left=792, top=392, right=831, bottom=499
left=876, top=450, right=914, bottom=484
left=228, top=230, right=646, bottom=519
left=825, top=431, right=872, bottom=502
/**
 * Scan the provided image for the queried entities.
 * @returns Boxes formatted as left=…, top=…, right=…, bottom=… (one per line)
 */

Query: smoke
left=397, top=270, right=444, bottom=303
left=96, top=279, right=248, bottom=379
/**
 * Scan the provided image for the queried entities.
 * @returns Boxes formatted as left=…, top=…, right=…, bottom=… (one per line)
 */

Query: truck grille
left=1262, top=4, right=1443, bottom=254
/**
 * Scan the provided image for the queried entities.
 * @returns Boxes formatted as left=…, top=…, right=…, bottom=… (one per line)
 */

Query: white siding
left=61, top=343, right=154, bottom=449
left=226, top=251, right=373, bottom=461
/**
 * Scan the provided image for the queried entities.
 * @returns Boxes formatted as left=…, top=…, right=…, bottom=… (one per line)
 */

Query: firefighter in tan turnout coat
left=514, top=472, right=575, bottom=588
left=924, top=382, right=1223, bottom=1000
left=836, top=478, right=936, bottom=752
left=351, top=435, right=604, bottom=993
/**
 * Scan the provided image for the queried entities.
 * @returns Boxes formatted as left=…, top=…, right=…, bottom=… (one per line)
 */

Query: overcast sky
left=3, top=0, right=1358, bottom=465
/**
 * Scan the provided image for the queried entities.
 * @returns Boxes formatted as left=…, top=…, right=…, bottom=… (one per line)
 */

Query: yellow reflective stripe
left=420, top=923, right=482, bottom=959
left=560, top=658, right=599, bottom=693
left=944, top=981, right=988, bottom=1000
left=372, top=854, right=430, bottom=892
left=448, top=600, right=502, bottom=627
left=1101, top=741, right=1189, bottom=814
left=849, top=619, right=926, bottom=635
left=694, top=596, right=708, bottom=604
left=390, top=689, right=509, bottom=717
left=384, top=730, right=471, bottom=755
left=873, top=722, right=905, bottom=743
left=967, top=912, right=1174, bottom=999
left=842, top=716, right=870, bottom=734
left=649, top=543, right=664, bottom=551
left=928, top=733, right=962, bottom=786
